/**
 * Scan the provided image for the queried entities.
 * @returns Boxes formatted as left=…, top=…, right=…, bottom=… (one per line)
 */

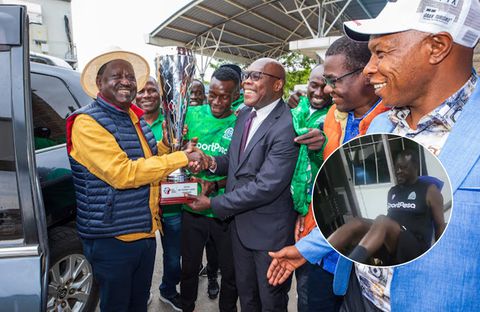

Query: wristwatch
left=208, top=156, right=217, bottom=172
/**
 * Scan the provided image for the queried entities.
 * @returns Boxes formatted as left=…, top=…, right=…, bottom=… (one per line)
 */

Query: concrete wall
left=1, top=0, right=76, bottom=65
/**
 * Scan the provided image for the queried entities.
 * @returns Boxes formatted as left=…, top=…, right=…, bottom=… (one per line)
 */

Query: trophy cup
left=156, top=47, right=198, bottom=205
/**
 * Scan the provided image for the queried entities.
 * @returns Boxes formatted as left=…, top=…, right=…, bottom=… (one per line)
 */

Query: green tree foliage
left=209, top=58, right=231, bottom=71
left=280, top=52, right=316, bottom=98
left=207, top=52, right=316, bottom=99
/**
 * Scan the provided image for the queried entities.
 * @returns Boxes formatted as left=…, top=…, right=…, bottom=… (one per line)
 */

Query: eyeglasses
left=241, top=70, right=282, bottom=82
left=323, top=68, right=362, bottom=89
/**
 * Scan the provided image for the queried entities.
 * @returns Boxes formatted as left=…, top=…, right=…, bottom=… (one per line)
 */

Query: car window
left=0, top=109, right=23, bottom=242
left=31, top=73, right=77, bottom=150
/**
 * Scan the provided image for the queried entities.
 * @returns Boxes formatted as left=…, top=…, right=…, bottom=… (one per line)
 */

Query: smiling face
left=96, top=59, right=137, bottom=110
left=364, top=31, right=431, bottom=109
left=323, top=54, right=371, bottom=113
left=242, top=58, right=285, bottom=110
left=189, top=80, right=206, bottom=106
left=307, top=65, right=332, bottom=109
left=208, top=77, right=236, bottom=118
left=136, top=81, right=160, bottom=114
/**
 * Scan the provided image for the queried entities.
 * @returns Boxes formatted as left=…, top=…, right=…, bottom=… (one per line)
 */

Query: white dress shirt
left=244, top=99, right=280, bottom=148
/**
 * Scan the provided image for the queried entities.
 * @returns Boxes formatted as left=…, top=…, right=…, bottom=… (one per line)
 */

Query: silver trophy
left=156, top=47, right=198, bottom=204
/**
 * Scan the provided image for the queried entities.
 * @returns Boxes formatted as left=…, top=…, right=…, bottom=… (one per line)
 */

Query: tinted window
left=31, top=73, right=77, bottom=149
left=0, top=118, right=23, bottom=241
left=0, top=51, right=22, bottom=241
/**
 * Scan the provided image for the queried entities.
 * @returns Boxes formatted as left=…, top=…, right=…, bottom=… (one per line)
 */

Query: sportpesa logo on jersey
left=197, top=142, right=228, bottom=154
left=388, top=201, right=416, bottom=209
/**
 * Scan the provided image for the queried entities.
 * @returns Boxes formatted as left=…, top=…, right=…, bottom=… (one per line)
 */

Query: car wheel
left=47, top=226, right=99, bottom=312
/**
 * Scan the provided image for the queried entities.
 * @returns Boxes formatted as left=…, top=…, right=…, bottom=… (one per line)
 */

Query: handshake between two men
left=182, top=127, right=326, bottom=212
left=182, top=138, right=212, bottom=173
left=160, top=121, right=212, bottom=174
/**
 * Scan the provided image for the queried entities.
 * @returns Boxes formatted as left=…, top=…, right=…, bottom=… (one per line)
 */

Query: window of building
left=344, top=135, right=427, bottom=186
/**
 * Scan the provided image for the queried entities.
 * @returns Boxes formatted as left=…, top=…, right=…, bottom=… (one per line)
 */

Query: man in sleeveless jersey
left=328, top=150, right=445, bottom=265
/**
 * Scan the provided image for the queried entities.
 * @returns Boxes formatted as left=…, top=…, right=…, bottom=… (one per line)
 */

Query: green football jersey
left=184, top=104, right=237, bottom=217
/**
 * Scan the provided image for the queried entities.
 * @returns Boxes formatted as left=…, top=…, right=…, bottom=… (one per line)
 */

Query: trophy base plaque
left=160, top=169, right=198, bottom=205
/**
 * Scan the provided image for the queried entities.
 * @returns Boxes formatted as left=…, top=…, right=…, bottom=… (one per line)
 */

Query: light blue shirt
left=365, top=76, right=480, bottom=311
left=296, top=76, right=480, bottom=311
left=296, top=228, right=339, bottom=274
left=295, top=228, right=333, bottom=264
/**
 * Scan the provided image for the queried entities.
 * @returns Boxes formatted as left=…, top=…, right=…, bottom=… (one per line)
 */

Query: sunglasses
left=241, top=70, right=282, bottom=82
left=323, top=68, right=362, bottom=89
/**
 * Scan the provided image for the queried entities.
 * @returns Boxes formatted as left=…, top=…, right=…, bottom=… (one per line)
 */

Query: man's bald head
left=242, top=57, right=286, bottom=110
left=252, top=58, right=286, bottom=81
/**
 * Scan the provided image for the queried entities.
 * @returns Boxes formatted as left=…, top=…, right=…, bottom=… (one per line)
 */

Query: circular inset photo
left=313, top=134, right=452, bottom=267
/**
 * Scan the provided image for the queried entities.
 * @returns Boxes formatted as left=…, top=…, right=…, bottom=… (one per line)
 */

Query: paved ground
left=97, top=231, right=298, bottom=311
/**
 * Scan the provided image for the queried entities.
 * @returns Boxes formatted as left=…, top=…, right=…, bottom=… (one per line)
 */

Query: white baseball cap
left=344, top=0, right=480, bottom=48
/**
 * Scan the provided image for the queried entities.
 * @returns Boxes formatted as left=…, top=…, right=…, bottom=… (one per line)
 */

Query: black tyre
left=47, top=226, right=99, bottom=312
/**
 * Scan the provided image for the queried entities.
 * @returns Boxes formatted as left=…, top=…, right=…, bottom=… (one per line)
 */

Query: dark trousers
left=295, top=261, right=310, bottom=312
left=159, top=214, right=182, bottom=298
left=307, top=264, right=343, bottom=312
left=231, top=223, right=291, bottom=312
left=82, top=237, right=156, bottom=312
left=206, top=235, right=219, bottom=278
left=181, top=211, right=238, bottom=312
left=340, top=266, right=382, bottom=312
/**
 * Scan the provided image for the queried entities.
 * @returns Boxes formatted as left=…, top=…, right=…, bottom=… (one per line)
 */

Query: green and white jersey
left=184, top=104, right=236, bottom=217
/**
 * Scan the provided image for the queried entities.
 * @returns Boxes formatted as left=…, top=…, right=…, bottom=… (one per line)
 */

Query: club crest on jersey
left=223, top=127, right=234, bottom=140
left=408, top=191, right=416, bottom=200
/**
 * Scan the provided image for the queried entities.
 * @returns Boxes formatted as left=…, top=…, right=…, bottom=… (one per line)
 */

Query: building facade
left=1, top=0, right=77, bottom=68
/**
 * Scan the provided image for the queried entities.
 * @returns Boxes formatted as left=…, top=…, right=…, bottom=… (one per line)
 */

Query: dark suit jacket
left=211, top=99, right=299, bottom=251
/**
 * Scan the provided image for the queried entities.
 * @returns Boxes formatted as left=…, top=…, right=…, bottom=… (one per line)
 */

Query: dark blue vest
left=68, top=97, right=158, bottom=239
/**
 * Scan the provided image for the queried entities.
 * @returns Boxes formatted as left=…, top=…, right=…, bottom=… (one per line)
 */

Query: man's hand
left=183, top=137, right=198, bottom=152
left=185, top=194, right=211, bottom=211
left=267, top=246, right=307, bottom=286
left=294, top=215, right=305, bottom=242
left=287, top=90, right=304, bottom=109
left=197, top=179, right=216, bottom=196
left=184, top=151, right=204, bottom=173
left=294, top=128, right=325, bottom=151
left=183, top=138, right=210, bottom=173
left=162, top=121, right=170, bottom=147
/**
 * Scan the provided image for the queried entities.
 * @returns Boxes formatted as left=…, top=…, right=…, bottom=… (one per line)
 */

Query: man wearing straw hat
left=66, top=50, right=206, bottom=312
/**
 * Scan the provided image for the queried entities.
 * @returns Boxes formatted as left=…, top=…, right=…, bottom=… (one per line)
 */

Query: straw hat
left=80, top=50, right=150, bottom=98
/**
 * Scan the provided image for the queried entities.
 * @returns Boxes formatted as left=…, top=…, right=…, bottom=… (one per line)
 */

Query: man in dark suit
left=188, top=57, right=299, bottom=311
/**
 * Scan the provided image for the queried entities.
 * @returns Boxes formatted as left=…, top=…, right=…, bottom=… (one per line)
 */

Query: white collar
left=252, top=98, right=281, bottom=119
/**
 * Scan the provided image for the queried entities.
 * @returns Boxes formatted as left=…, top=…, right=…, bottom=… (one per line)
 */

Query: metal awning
left=148, top=0, right=387, bottom=73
